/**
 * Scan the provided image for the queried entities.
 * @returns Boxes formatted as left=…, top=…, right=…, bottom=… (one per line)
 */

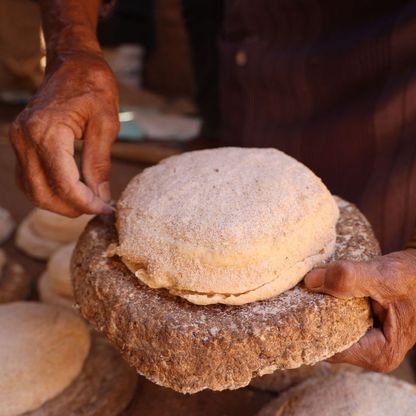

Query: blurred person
left=8, top=0, right=416, bottom=374
left=0, top=0, right=43, bottom=99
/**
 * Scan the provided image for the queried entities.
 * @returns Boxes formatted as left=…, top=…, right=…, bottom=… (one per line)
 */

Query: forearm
left=38, top=0, right=102, bottom=66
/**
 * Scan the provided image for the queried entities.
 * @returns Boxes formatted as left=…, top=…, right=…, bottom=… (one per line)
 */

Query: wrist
left=38, top=0, right=102, bottom=69
left=45, top=24, right=102, bottom=66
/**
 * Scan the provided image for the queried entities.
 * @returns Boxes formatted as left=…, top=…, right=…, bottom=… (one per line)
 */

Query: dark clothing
left=217, top=0, right=416, bottom=253
left=104, top=0, right=416, bottom=253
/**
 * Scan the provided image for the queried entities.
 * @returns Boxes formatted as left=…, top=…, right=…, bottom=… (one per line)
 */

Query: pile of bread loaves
left=1, top=147, right=416, bottom=415
left=0, top=206, right=139, bottom=415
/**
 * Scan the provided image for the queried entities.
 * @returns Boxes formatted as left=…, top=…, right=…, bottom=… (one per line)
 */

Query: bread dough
left=256, top=372, right=416, bottom=416
left=15, top=214, right=62, bottom=259
left=38, top=272, right=74, bottom=309
left=46, top=242, right=75, bottom=298
left=114, top=147, right=339, bottom=305
left=38, top=243, right=75, bottom=309
left=30, top=208, right=93, bottom=243
left=0, top=302, right=90, bottom=416
left=0, top=207, right=14, bottom=244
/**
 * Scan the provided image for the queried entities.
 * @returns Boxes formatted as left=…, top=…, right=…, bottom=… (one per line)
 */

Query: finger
left=37, top=124, right=113, bottom=215
left=81, top=114, right=119, bottom=201
left=11, top=121, right=83, bottom=216
left=327, top=328, right=387, bottom=370
left=328, top=304, right=408, bottom=372
left=304, top=260, right=386, bottom=300
left=19, top=143, right=85, bottom=217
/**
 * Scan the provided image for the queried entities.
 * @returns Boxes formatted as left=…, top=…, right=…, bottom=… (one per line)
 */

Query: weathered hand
left=305, top=250, right=416, bottom=372
left=9, top=51, right=119, bottom=217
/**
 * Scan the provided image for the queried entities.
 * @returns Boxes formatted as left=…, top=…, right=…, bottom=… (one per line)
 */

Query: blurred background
left=0, top=2, right=415, bottom=413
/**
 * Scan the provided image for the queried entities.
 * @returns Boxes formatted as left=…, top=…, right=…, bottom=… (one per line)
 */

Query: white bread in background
left=0, top=302, right=90, bottom=416
left=257, top=372, right=416, bottom=416
left=46, top=242, right=75, bottom=298
left=15, top=214, right=62, bottom=259
left=250, top=362, right=364, bottom=392
left=38, top=272, right=73, bottom=310
left=30, top=208, right=93, bottom=243
left=15, top=209, right=92, bottom=259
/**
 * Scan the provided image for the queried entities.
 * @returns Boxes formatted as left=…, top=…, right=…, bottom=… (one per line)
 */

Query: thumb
left=304, top=260, right=383, bottom=299
left=82, top=115, right=119, bottom=202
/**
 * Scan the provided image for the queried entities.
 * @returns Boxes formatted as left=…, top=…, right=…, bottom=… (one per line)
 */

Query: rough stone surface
left=25, top=335, right=138, bottom=416
left=72, top=198, right=380, bottom=393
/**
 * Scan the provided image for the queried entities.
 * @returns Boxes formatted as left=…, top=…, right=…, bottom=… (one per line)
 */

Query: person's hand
left=304, top=249, right=416, bottom=372
left=9, top=51, right=119, bottom=217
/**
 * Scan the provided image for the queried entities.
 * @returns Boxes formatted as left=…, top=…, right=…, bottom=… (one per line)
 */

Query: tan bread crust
left=38, top=272, right=74, bottom=310
left=256, top=372, right=416, bottom=416
left=115, top=148, right=339, bottom=303
left=25, top=334, right=138, bottom=416
left=72, top=198, right=379, bottom=393
left=0, top=302, right=90, bottom=415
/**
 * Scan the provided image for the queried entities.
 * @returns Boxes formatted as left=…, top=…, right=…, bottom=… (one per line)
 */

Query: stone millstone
left=25, top=334, right=138, bottom=416
left=72, top=197, right=380, bottom=394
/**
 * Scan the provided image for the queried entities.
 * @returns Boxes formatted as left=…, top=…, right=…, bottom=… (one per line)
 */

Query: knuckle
left=9, top=120, right=25, bottom=147
left=328, top=262, right=353, bottom=292
left=101, top=114, right=120, bottom=137
left=85, top=160, right=109, bottom=181
left=52, top=179, right=71, bottom=198
left=29, top=187, right=48, bottom=207
left=24, top=117, right=41, bottom=138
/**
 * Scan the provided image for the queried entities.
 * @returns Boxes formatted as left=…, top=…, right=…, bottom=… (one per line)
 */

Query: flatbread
left=0, top=302, right=90, bottom=415
left=115, top=148, right=339, bottom=305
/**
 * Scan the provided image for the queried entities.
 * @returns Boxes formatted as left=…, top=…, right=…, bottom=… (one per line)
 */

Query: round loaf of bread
left=114, top=148, right=339, bottom=305
left=46, top=242, right=75, bottom=298
left=72, top=197, right=379, bottom=393
left=30, top=209, right=93, bottom=243
left=250, top=362, right=363, bottom=392
left=15, top=214, right=62, bottom=259
left=256, top=372, right=416, bottom=416
left=26, top=334, right=138, bottom=416
left=0, top=302, right=90, bottom=416
left=38, top=272, right=73, bottom=309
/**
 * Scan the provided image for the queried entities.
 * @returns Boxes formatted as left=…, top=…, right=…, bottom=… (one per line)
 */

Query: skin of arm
left=9, top=0, right=120, bottom=217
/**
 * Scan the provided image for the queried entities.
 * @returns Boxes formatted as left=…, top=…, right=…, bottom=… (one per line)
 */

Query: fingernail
left=101, top=203, right=115, bottom=215
left=304, top=269, right=326, bottom=289
left=98, top=182, right=111, bottom=202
